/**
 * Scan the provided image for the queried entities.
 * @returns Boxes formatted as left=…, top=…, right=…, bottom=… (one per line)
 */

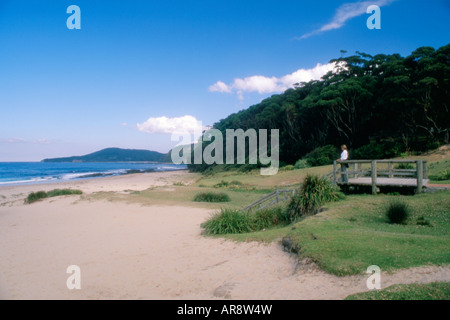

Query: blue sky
left=0, top=0, right=449, bottom=161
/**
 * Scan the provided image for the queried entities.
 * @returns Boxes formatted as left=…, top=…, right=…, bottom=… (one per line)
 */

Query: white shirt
left=340, top=150, right=348, bottom=161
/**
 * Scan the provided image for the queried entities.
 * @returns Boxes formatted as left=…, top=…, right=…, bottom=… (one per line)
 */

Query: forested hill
left=42, top=148, right=168, bottom=163
left=189, top=44, right=450, bottom=172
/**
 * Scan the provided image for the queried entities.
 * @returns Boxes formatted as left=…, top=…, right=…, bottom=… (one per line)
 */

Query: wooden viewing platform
left=326, top=159, right=429, bottom=194
left=242, top=159, right=430, bottom=212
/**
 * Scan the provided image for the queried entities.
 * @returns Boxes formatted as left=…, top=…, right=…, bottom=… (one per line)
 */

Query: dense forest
left=189, top=44, right=450, bottom=173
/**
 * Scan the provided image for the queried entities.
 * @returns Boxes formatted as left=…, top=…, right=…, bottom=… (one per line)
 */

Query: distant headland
left=41, top=147, right=171, bottom=163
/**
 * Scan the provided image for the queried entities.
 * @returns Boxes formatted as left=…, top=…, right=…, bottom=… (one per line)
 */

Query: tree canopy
left=189, top=44, right=450, bottom=172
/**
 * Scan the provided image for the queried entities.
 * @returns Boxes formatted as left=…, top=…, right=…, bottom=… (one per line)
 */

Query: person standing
left=337, top=145, right=349, bottom=183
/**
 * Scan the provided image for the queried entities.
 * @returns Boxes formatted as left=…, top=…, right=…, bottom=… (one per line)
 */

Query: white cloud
left=209, top=63, right=338, bottom=97
left=137, top=115, right=203, bottom=135
left=3, top=138, right=27, bottom=143
left=299, top=0, right=397, bottom=39
left=208, top=81, right=232, bottom=93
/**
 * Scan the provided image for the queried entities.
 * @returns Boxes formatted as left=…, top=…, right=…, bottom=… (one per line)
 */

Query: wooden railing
left=241, top=188, right=295, bottom=212
left=326, top=159, right=428, bottom=194
left=243, top=159, right=429, bottom=212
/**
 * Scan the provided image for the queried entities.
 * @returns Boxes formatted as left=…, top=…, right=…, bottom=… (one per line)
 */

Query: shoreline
left=0, top=170, right=193, bottom=206
left=0, top=161, right=187, bottom=188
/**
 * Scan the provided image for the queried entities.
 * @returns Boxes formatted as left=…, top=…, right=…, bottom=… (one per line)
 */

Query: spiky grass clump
left=202, top=206, right=290, bottom=235
left=26, top=189, right=82, bottom=204
left=287, top=174, right=342, bottom=221
left=201, top=209, right=252, bottom=234
left=386, top=200, right=410, bottom=224
left=26, top=191, right=48, bottom=203
left=193, top=192, right=231, bottom=203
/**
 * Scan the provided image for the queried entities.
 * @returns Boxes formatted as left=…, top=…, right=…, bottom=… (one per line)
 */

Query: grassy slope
left=86, top=146, right=450, bottom=280
left=284, top=191, right=450, bottom=276
left=198, top=146, right=450, bottom=277
left=399, top=145, right=450, bottom=184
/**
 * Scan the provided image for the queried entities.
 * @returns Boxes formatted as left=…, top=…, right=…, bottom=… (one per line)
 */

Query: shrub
left=281, top=165, right=295, bottom=171
left=416, top=216, right=432, bottom=227
left=26, top=191, right=48, bottom=203
left=250, top=206, right=290, bottom=230
left=286, top=174, right=341, bottom=221
left=395, top=163, right=414, bottom=170
left=214, top=180, right=229, bottom=188
left=352, top=140, right=403, bottom=159
left=46, top=189, right=82, bottom=197
left=294, top=159, right=311, bottom=169
left=238, top=163, right=260, bottom=172
left=201, top=206, right=290, bottom=235
left=193, top=192, right=230, bottom=202
left=26, top=189, right=82, bottom=204
left=385, top=200, right=410, bottom=224
left=303, top=145, right=339, bottom=167
left=429, top=170, right=450, bottom=181
left=201, top=209, right=252, bottom=234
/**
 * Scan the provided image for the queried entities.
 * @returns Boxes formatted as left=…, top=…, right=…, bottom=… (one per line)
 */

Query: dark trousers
left=341, top=164, right=348, bottom=183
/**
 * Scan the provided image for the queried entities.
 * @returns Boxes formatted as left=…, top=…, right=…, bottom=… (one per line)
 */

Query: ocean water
left=0, top=162, right=187, bottom=186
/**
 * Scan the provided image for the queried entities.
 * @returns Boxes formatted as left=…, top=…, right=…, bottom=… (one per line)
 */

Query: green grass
left=201, top=205, right=290, bottom=235
left=428, top=159, right=450, bottom=184
left=88, top=185, right=270, bottom=210
left=26, top=189, right=83, bottom=204
left=193, top=192, right=231, bottom=203
left=284, top=191, right=450, bottom=276
left=286, top=174, right=343, bottom=221
left=202, top=209, right=253, bottom=234
left=345, top=282, right=450, bottom=300
left=219, top=191, right=450, bottom=276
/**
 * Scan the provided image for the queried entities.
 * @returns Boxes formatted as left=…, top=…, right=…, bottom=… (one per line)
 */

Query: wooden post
left=416, top=160, right=423, bottom=193
left=353, top=163, right=357, bottom=179
left=333, top=161, right=338, bottom=185
left=276, top=190, right=279, bottom=203
left=388, top=162, right=393, bottom=178
left=423, top=161, right=428, bottom=179
left=371, top=160, right=377, bottom=195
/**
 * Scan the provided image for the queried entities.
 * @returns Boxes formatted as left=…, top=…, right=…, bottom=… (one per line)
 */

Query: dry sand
left=0, top=171, right=448, bottom=300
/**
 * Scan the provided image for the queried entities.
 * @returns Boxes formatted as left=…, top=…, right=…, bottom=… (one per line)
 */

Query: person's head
left=341, top=144, right=347, bottom=151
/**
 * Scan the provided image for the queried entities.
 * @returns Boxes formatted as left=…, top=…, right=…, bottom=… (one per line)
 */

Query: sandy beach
left=0, top=171, right=448, bottom=300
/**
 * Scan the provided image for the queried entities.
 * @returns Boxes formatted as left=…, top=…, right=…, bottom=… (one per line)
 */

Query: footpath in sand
left=0, top=172, right=448, bottom=300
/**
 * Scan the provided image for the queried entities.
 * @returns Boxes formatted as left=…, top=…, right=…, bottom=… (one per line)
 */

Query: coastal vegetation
left=193, top=192, right=231, bottom=203
left=286, top=174, right=343, bottom=221
left=26, top=189, right=83, bottom=204
left=81, top=142, right=449, bottom=300
left=201, top=206, right=290, bottom=235
left=385, top=199, right=411, bottom=224
left=188, top=44, right=450, bottom=173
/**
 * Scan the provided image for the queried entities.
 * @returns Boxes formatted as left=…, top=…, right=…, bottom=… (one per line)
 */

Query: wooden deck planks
left=338, top=177, right=429, bottom=187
